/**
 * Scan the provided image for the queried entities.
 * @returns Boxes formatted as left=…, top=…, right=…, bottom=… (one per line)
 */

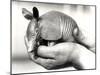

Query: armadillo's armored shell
left=39, top=11, right=77, bottom=41
left=39, top=12, right=61, bottom=40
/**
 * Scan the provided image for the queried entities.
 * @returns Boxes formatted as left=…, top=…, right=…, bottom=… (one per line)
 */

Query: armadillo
left=22, top=7, right=79, bottom=49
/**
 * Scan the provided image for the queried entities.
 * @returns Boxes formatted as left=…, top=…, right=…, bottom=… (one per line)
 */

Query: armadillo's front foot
left=48, top=41, right=56, bottom=46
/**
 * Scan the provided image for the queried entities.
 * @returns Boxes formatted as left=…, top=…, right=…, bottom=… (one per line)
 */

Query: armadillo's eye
left=31, top=33, right=35, bottom=36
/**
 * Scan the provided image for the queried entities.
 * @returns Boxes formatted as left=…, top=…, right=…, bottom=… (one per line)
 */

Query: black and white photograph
left=11, top=0, right=96, bottom=74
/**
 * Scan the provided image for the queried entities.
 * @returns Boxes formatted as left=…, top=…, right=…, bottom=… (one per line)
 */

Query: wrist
left=71, top=44, right=95, bottom=70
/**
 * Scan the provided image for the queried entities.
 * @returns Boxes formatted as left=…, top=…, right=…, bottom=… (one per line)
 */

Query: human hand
left=29, top=42, right=95, bottom=70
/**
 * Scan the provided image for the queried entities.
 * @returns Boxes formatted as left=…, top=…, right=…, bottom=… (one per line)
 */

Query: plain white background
left=0, top=0, right=100, bottom=75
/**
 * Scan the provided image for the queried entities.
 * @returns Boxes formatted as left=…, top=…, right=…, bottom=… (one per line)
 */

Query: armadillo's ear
left=32, top=7, right=39, bottom=20
left=22, top=8, right=33, bottom=20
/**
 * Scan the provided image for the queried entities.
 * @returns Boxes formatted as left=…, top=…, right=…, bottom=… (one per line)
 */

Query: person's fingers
left=37, top=43, right=75, bottom=59
left=31, top=55, right=56, bottom=69
left=37, top=46, right=56, bottom=59
left=31, top=43, right=75, bottom=69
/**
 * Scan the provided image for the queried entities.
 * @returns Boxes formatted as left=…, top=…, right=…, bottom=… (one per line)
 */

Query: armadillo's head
left=22, top=7, right=40, bottom=41
left=22, top=7, right=61, bottom=41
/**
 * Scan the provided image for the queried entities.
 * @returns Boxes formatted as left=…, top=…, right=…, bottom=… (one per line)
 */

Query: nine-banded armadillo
left=22, top=7, right=79, bottom=50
